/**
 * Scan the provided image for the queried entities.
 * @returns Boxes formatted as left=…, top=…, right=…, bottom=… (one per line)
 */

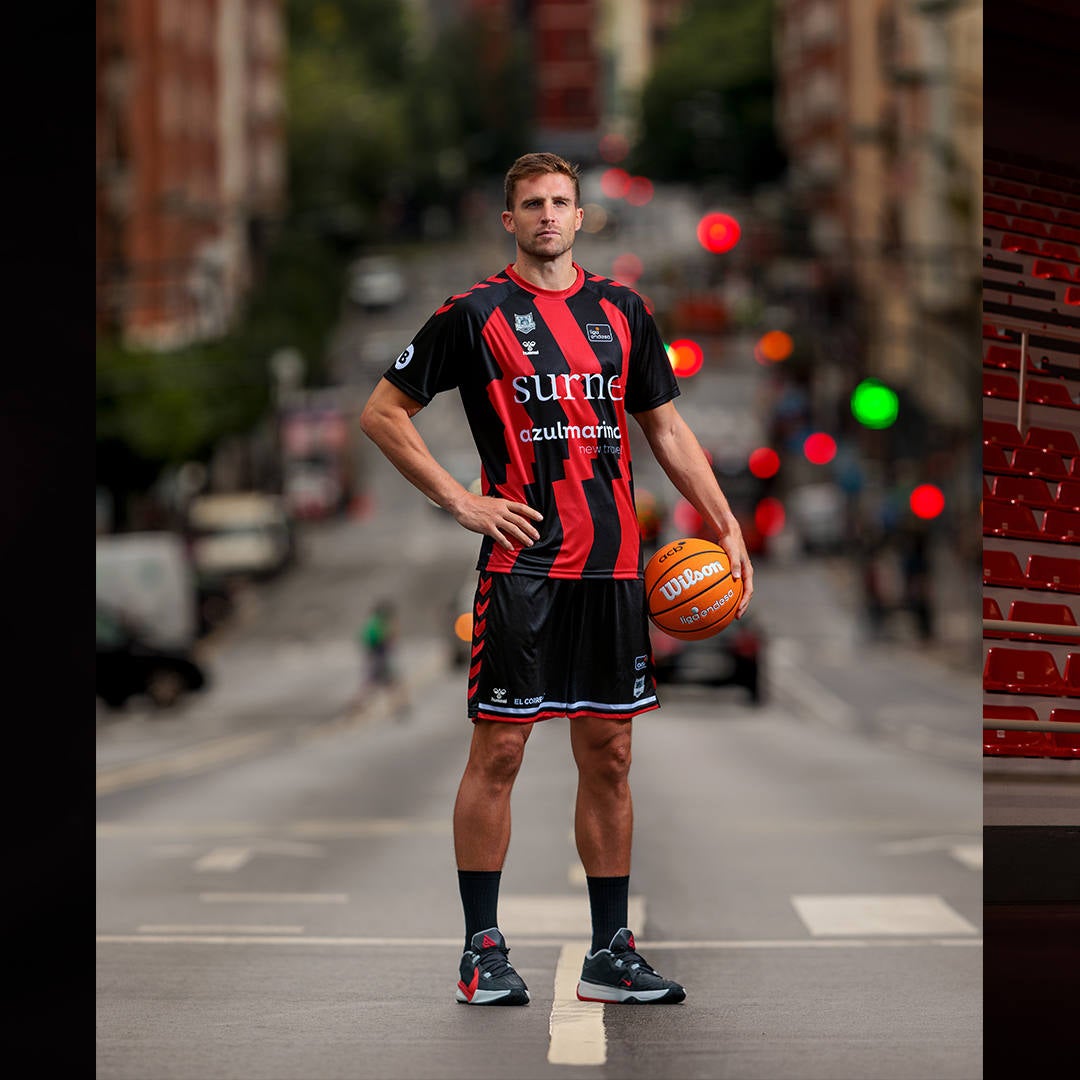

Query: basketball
left=645, top=538, right=742, bottom=640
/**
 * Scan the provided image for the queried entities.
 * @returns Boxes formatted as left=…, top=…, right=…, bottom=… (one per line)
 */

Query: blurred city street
left=97, top=274, right=981, bottom=1075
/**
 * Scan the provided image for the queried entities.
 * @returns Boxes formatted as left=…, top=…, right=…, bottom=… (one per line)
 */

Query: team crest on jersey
left=633, top=675, right=646, bottom=698
left=514, top=313, right=536, bottom=334
left=586, top=324, right=613, bottom=342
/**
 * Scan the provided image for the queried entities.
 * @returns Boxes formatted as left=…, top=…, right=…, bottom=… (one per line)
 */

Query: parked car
left=96, top=603, right=207, bottom=709
left=650, top=614, right=764, bottom=704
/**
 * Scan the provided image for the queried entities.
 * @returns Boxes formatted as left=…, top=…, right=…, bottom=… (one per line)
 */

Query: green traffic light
left=851, top=379, right=899, bottom=429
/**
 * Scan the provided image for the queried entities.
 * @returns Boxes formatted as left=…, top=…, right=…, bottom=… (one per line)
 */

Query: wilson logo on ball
left=658, top=560, right=726, bottom=602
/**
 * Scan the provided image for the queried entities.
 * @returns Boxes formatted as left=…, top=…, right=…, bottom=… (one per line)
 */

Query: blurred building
left=774, top=0, right=981, bottom=436
left=96, top=0, right=286, bottom=350
left=466, top=0, right=686, bottom=158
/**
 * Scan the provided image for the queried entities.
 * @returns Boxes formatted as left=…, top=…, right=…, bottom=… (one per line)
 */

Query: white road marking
left=548, top=943, right=605, bottom=1066
left=97, top=819, right=451, bottom=838
left=950, top=844, right=983, bottom=870
left=768, top=654, right=859, bottom=731
left=194, top=846, right=253, bottom=872
left=137, top=925, right=304, bottom=934
left=791, top=895, right=978, bottom=936
left=198, top=892, right=348, bottom=904
left=96, top=934, right=982, bottom=948
left=193, top=839, right=325, bottom=872
left=878, top=835, right=982, bottom=856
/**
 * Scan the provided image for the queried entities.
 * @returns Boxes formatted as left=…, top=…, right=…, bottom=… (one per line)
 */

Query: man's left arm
left=633, top=400, right=753, bottom=617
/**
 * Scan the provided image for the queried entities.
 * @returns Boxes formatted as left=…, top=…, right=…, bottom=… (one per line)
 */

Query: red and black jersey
left=384, top=263, right=679, bottom=580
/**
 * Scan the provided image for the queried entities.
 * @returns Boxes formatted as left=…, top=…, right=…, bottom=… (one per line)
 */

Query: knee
left=582, top=733, right=632, bottom=788
left=473, top=732, right=527, bottom=785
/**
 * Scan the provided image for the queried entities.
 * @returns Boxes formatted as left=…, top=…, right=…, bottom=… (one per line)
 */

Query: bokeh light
left=581, top=203, right=609, bottom=234
left=803, top=432, right=837, bottom=465
left=851, top=378, right=899, bottom=428
left=756, top=330, right=794, bottom=363
left=754, top=497, right=786, bottom=537
left=453, top=612, right=473, bottom=642
left=666, top=339, right=704, bottom=377
left=697, top=212, right=741, bottom=254
left=748, top=446, right=781, bottom=479
left=625, top=176, right=655, bottom=206
left=601, top=167, right=631, bottom=199
left=910, top=484, right=945, bottom=520
left=599, top=133, right=629, bottom=163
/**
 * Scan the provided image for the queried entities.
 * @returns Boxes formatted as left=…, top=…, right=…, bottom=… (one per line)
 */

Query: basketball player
left=360, top=152, right=753, bottom=1005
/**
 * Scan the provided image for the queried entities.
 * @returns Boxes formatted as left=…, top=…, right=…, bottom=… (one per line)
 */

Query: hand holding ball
left=645, top=538, right=742, bottom=640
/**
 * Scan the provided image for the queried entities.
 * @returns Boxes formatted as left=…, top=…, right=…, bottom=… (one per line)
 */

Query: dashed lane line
left=548, top=943, right=605, bottom=1066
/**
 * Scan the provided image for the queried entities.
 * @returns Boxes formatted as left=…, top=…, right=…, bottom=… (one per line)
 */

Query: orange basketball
left=644, top=537, right=742, bottom=640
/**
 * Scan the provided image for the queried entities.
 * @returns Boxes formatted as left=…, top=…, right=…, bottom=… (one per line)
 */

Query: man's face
left=502, top=173, right=584, bottom=259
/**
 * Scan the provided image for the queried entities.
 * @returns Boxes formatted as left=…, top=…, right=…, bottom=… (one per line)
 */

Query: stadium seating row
left=983, top=549, right=1079, bottom=592
left=986, top=475, right=1080, bottom=510
left=985, top=159, right=1080, bottom=196
left=983, top=704, right=1080, bottom=758
left=983, top=212, right=1080, bottom=245
left=985, top=174, right=1080, bottom=211
left=983, top=371, right=1078, bottom=408
left=984, top=501, right=1080, bottom=542
left=983, top=597, right=1078, bottom=642
left=984, top=647, right=1080, bottom=696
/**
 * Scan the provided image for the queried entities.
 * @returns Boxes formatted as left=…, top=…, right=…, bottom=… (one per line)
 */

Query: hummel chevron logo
left=476, top=597, right=490, bottom=616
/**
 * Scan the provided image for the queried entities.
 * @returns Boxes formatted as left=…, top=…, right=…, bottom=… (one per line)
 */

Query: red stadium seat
left=1064, top=654, right=1080, bottom=697
left=1047, top=707, right=1080, bottom=757
left=984, top=596, right=1007, bottom=639
left=984, top=420, right=1025, bottom=448
left=983, top=322, right=1016, bottom=341
left=986, top=194, right=1019, bottom=214
left=1032, top=259, right=1073, bottom=282
left=983, top=372, right=1019, bottom=400
left=983, top=344, right=1020, bottom=369
left=984, top=210, right=1012, bottom=231
left=1011, top=447, right=1068, bottom=481
left=1001, top=233, right=1040, bottom=254
left=984, top=647, right=1064, bottom=695
left=1026, top=554, right=1080, bottom=593
left=1065, top=286, right=1080, bottom=306
left=1072, top=457, right=1080, bottom=479
left=1025, top=379, right=1077, bottom=409
left=1025, top=427, right=1080, bottom=456
left=991, top=475, right=1055, bottom=508
left=1006, top=600, right=1079, bottom=644
left=1049, top=223, right=1080, bottom=243
left=983, top=500, right=1041, bottom=539
left=1041, top=241, right=1079, bottom=261
left=1056, top=479, right=1080, bottom=510
left=983, top=705, right=1054, bottom=757
left=1021, top=202, right=1059, bottom=222
left=1041, top=508, right=1080, bottom=542
left=984, top=549, right=1026, bottom=588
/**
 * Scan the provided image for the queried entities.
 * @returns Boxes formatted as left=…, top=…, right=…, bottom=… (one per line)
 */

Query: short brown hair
left=504, top=152, right=581, bottom=209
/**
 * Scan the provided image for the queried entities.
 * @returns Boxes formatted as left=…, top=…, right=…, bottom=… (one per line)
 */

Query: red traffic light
left=666, top=339, right=704, bottom=377
left=697, top=212, right=741, bottom=254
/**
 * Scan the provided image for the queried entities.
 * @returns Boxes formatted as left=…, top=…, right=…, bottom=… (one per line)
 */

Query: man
left=360, top=152, right=753, bottom=1006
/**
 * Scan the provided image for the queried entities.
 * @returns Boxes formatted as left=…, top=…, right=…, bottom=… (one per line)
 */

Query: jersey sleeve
left=382, top=301, right=470, bottom=406
left=623, top=294, right=680, bottom=414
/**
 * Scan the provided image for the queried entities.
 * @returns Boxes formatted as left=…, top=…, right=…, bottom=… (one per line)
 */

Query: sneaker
left=577, top=928, right=686, bottom=1004
left=456, top=927, right=530, bottom=1005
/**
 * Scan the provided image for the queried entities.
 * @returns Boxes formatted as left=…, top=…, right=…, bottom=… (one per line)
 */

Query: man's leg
left=570, top=715, right=633, bottom=951
left=570, top=714, right=685, bottom=1003
left=452, top=719, right=533, bottom=1005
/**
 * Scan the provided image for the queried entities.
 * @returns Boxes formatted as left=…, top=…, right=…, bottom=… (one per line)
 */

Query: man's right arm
left=359, top=377, right=542, bottom=552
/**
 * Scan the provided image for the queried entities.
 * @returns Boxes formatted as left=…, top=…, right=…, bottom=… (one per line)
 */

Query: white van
left=187, top=493, right=295, bottom=581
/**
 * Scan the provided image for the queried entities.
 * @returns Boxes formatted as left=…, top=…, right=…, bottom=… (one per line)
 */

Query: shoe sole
left=576, top=980, right=685, bottom=1004
left=455, top=986, right=530, bottom=1005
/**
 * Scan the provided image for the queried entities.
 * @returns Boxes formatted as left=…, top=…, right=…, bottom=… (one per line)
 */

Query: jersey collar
left=505, top=262, right=585, bottom=299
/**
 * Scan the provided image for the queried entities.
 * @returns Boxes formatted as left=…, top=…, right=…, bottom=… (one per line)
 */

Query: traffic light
left=696, top=212, right=741, bottom=254
left=666, top=339, right=704, bottom=377
left=851, top=378, right=899, bottom=429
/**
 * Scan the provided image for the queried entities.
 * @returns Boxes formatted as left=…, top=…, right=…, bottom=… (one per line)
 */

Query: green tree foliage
left=633, top=0, right=786, bottom=191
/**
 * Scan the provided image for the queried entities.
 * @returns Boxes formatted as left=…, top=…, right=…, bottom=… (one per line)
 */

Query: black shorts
left=466, top=573, right=659, bottom=724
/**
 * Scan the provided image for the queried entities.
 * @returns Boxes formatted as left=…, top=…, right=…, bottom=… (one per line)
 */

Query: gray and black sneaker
left=456, top=927, right=530, bottom=1005
left=577, top=928, right=686, bottom=1004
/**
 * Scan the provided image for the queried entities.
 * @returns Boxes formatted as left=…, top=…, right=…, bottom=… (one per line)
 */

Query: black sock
left=458, top=869, right=502, bottom=948
left=586, top=874, right=630, bottom=954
